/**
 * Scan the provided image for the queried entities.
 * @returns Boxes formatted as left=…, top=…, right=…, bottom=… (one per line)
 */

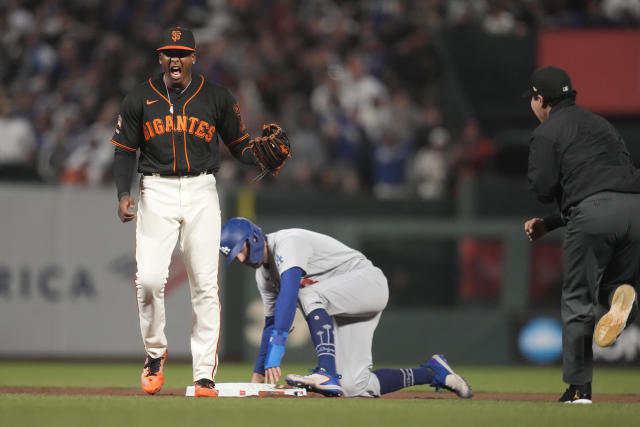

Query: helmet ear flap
left=247, top=224, right=265, bottom=264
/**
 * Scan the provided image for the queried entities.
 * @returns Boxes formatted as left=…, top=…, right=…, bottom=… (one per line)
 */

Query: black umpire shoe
left=558, top=383, right=592, bottom=404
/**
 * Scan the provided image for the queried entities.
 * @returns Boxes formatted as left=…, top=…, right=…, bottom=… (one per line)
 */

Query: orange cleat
left=194, top=378, right=218, bottom=397
left=141, top=351, right=167, bottom=395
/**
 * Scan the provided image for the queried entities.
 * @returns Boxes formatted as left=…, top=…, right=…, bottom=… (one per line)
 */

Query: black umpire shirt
left=111, top=73, right=255, bottom=198
left=528, top=98, right=640, bottom=229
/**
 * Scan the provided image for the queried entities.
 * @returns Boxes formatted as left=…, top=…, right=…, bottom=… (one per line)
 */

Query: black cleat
left=558, top=383, right=592, bottom=404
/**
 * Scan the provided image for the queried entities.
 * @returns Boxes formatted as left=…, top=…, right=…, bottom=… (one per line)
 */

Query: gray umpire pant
left=562, top=191, right=640, bottom=385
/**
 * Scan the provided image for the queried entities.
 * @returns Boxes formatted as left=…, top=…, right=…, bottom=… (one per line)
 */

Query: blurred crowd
left=1, top=0, right=639, bottom=199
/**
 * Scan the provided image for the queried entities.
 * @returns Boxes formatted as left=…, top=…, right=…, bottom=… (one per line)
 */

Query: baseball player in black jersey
left=522, top=66, right=640, bottom=404
left=111, top=27, right=287, bottom=397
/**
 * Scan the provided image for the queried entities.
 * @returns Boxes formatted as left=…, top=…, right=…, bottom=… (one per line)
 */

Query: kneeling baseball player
left=220, top=218, right=472, bottom=398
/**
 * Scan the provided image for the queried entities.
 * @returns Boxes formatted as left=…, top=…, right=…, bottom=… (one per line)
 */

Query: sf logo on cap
left=220, top=246, right=230, bottom=255
left=172, top=30, right=181, bottom=42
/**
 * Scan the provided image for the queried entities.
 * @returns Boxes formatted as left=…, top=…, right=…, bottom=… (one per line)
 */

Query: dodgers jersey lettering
left=111, top=73, right=249, bottom=175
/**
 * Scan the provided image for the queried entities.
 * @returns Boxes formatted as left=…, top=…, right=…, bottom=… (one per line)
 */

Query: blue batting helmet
left=220, top=217, right=265, bottom=265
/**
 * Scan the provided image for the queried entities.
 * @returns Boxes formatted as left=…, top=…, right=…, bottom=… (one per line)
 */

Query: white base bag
left=185, top=382, right=307, bottom=397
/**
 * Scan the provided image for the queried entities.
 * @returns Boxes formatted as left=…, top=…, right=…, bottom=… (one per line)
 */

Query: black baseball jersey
left=528, top=98, right=640, bottom=215
left=111, top=73, right=252, bottom=175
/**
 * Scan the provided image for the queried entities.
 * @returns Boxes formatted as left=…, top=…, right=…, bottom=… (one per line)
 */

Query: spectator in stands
left=446, top=0, right=487, bottom=27
left=0, top=88, right=39, bottom=181
left=483, top=0, right=518, bottom=34
left=410, top=126, right=452, bottom=200
left=340, top=53, right=391, bottom=143
left=60, top=98, right=120, bottom=186
left=277, top=104, right=328, bottom=190
left=371, top=130, right=413, bottom=200
left=4, top=0, right=634, bottom=198
left=452, top=118, right=495, bottom=176
left=602, top=0, right=640, bottom=24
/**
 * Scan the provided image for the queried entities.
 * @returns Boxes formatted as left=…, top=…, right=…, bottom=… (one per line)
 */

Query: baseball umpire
left=523, top=66, right=640, bottom=403
left=219, top=217, right=472, bottom=398
left=111, top=26, right=290, bottom=397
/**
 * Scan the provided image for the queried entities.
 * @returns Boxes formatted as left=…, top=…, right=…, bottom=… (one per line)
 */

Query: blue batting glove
left=265, top=330, right=288, bottom=369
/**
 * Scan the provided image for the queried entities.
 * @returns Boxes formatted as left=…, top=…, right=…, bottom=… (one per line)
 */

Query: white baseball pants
left=135, top=173, right=221, bottom=381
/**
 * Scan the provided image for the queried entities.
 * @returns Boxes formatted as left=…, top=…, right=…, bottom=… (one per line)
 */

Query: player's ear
left=192, top=53, right=196, bottom=64
left=158, top=53, right=163, bottom=65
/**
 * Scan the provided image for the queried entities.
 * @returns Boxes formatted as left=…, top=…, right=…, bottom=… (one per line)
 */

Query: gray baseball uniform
left=255, top=229, right=389, bottom=397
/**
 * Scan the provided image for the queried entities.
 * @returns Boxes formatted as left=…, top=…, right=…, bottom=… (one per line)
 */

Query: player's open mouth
left=170, top=66, right=182, bottom=78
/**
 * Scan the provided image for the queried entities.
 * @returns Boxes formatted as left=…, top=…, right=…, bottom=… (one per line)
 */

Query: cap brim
left=157, top=45, right=195, bottom=52
left=520, top=88, right=534, bottom=98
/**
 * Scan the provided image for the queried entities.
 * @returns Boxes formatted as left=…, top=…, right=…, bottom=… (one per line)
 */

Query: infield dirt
left=1, top=387, right=638, bottom=403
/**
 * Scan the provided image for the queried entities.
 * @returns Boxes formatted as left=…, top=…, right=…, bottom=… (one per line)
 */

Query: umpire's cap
left=220, top=217, right=266, bottom=265
left=521, top=66, right=576, bottom=99
left=157, top=26, right=196, bottom=52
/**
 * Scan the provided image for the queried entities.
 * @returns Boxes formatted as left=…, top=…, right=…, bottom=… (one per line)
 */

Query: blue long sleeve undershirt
left=254, top=316, right=274, bottom=375
left=273, top=267, right=303, bottom=333
left=253, top=266, right=303, bottom=374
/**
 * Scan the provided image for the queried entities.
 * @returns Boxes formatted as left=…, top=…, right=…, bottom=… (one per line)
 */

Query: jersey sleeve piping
left=227, top=133, right=249, bottom=147
left=111, top=139, right=137, bottom=152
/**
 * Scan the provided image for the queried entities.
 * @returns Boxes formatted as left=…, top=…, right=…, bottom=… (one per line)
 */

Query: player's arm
left=264, top=266, right=303, bottom=384
left=524, top=212, right=565, bottom=242
left=216, top=88, right=256, bottom=166
left=111, top=93, right=141, bottom=222
left=217, top=88, right=290, bottom=177
left=527, top=134, right=561, bottom=204
left=114, top=148, right=137, bottom=222
left=252, top=315, right=275, bottom=382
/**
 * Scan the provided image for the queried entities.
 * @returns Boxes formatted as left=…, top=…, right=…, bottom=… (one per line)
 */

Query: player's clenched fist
left=523, top=217, right=548, bottom=242
left=118, top=195, right=137, bottom=222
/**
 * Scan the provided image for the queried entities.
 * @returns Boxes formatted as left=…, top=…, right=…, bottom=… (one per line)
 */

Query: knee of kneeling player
left=341, top=372, right=380, bottom=398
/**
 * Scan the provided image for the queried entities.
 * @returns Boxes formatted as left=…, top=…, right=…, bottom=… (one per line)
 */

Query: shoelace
left=144, top=357, right=162, bottom=376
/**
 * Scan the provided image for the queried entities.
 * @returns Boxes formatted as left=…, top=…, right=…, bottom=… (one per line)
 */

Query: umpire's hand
left=524, top=217, right=548, bottom=242
left=118, top=195, right=137, bottom=222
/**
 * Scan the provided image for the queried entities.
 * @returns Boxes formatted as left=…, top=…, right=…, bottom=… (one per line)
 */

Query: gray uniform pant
left=297, top=262, right=389, bottom=397
left=562, top=191, right=640, bottom=385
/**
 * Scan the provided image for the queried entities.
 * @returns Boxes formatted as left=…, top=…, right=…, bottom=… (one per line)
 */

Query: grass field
left=1, top=361, right=638, bottom=427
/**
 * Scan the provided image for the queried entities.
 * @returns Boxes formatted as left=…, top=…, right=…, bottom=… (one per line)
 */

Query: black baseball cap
left=521, top=66, right=576, bottom=98
left=157, top=26, right=196, bottom=52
